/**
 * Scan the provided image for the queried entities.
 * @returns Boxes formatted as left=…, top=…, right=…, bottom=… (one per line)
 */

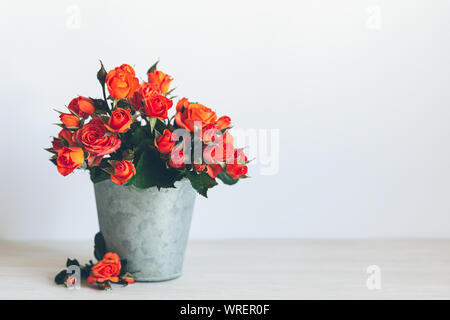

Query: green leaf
left=49, top=158, right=57, bottom=166
left=154, top=118, right=168, bottom=134
left=129, top=126, right=150, bottom=146
left=54, top=270, right=67, bottom=285
left=128, top=148, right=182, bottom=189
left=91, top=98, right=110, bottom=114
left=44, top=147, right=57, bottom=154
left=217, top=172, right=239, bottom=185
left=94, top=232, right=106, bottom=261
left=66, top=258, right=80, bottom=267
left=116, top=99, right=131, bottom=109
left=147, top=59, right=159, bottom=74
left=185, top=170, right=218, bottom=198
left=89, top=166, right=110, bottom=184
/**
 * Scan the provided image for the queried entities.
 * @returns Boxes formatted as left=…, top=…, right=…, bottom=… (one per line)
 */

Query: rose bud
left=169, top=149, right=185, bottom=168
left=56, top=146, right=85, bottom=176
left=147, top=70, right=173, bottom=95
left=155, top=129, right=176, bottom=154
left=216, top=116, right=231, bottom=130
left=51, top=138, right=63, bottom=152
left=59, top=113, right=80, bottom=128
left=104, top=108, right=132, bottom=133
left=68, top=97, right=95, bottom=118
left=226, top=163, right=248, bottom=179
left=106, top=64, right=140, bottom=99
left=206, top=164, right=223, bottom=179
left=193, top=163, right=206, bottom=172
left=110, top=160, right=136, bottom=185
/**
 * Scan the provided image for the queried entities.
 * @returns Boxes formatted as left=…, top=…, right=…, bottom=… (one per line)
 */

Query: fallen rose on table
left=54, top=233, right=135, bottom=290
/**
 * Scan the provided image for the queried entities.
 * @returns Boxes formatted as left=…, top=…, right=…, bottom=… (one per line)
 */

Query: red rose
left=225, top=149, right=248, bottom=179
left=226, top=163, right=248, bottom=179
left=76, top=117, right=121, bottom=166
left=111, top=160, right=136, bottom=185
left=104, top=108, right=132, bottom=133
left=144, top=93, right=173, bottom=120
left=87, top=252, right=121, bottom=284
left=130, top=82, right=160, bottom=110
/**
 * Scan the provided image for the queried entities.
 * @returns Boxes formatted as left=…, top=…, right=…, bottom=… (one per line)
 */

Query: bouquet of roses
left=46, top=61, right=249, bottom=196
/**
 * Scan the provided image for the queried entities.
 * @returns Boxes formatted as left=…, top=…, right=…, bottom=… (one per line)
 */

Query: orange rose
left=147, top=70, right=173, bottom=94
left=155, top=129, right=176, bottom=154
left=104, top=108, right=132, bottom=133
left=106, top=64, right=140, bottom=99
left=76, top=117, right=121, bottom=166
left=111, top=160, right=136, bottom=185
left=87, top=252, right=121, bottom=284
left=68, top=97, right=95, bottom=118
left=169, top=149, right=185, bottom=168
left=176, top=97, right=189, bottom=112
left=59, top=113, right=80, bottom=128
left=130, top=82, right=160, bottom=110
left=175, top=98, right=217, bottom=132
left=56, top=146, right=84, bottom=176
left=144, top=93, right=173, bottom=120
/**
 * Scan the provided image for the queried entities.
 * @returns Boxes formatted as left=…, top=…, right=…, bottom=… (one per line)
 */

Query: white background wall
left=1, top=0, right=450, bottom=240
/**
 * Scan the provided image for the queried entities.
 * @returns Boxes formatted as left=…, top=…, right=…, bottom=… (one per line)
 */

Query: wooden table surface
left=0, top=240, right=449, bottom=299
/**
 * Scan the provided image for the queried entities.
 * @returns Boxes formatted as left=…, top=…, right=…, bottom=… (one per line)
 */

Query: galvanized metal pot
left=93, top=178, right=196, bottom=282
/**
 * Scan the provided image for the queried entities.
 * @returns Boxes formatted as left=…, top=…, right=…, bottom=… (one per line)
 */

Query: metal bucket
left=93, top=178, right=196, bottom=281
